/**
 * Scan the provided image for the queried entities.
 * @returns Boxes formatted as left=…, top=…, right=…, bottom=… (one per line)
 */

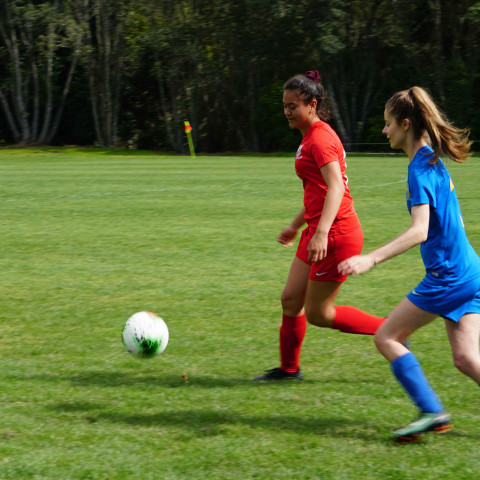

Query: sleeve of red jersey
left=310, top=129, right=341, bottom=169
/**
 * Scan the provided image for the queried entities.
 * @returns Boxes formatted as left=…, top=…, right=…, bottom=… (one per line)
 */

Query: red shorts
left=296, top=224, right=363, bottom=282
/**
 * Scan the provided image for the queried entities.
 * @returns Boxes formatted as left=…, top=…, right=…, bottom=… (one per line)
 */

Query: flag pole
left=184, top=121, right=196, bottom=158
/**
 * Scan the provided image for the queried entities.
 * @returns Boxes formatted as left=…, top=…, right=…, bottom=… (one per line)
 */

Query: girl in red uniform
left=253, top=71, right=385, bottom=380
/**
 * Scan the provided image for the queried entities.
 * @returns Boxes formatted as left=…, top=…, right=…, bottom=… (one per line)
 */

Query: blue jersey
left=407, top=146, right=480, bottom=284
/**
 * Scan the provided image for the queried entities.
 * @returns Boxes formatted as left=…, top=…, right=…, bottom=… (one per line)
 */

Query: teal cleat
left=394, top=412, right=452, bottom=442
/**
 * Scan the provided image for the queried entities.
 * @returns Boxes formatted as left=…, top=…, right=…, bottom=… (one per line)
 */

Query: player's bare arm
left=338, top=204, right=429, bottom=275
left=308, top=161, right=345, bottom=262
left=278, top=207, right=306, bottom=247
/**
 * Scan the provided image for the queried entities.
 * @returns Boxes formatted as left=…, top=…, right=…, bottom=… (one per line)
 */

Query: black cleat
left=252, top=367, right=303, bottom=381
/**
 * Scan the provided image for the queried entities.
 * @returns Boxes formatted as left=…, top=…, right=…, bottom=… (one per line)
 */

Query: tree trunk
left=154, top=60, right=177, bottom=150
left=76, top=0, right=126, bottom=147
left=0, top=0, right=79, bottom=145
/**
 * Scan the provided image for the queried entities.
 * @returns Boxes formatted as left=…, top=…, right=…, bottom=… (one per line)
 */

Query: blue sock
left=391, top=352, right=443, bottom=414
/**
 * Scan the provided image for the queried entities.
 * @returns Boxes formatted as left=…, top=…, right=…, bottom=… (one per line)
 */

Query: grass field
left=1, top=147, right=480, bottom=479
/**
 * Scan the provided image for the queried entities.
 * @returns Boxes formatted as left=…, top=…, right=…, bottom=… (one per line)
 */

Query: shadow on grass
left=49, top=402, right=480, bottom=443
left=69, top=372, right=255, bottom=388
left=17, top=372, right=247, bottom=388
left=21, top=371, right=327, bottom=388
left=22, top=371, right=386, bottom=389
left=80, top=373, right=398, bottom=388
left=49, top=403, right=380, bottom=441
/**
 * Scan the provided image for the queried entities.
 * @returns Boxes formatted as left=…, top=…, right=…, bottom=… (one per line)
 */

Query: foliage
left=0, top=0, right=80, bottom=145
left=0, top=1, right=479, bottom=150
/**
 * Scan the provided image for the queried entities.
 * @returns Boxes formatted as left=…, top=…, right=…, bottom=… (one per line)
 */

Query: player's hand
left=338, top=255, right=375, bottom=275
left=307, top=232, right=328, bottom=262
left=277, top=226, right=298, bottom=247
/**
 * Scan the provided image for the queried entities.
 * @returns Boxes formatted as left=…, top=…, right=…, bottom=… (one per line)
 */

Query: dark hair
left=385, top=86, right=471, bottom=164
left=284, top=71, right=331, bottom=121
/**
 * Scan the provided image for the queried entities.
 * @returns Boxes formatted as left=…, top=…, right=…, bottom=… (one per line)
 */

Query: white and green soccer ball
left=122, top=311, right=169, bottom=359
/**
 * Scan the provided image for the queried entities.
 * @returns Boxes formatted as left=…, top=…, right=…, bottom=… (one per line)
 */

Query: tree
left=298, top=0, right=401, bottom=148
left=72, top=0, right=133, bottom=147
left=386, top=0, right=480, bottom=133
left=0, top=0, right=80, bottom=145
left=0, top=0, right=478, bottom=151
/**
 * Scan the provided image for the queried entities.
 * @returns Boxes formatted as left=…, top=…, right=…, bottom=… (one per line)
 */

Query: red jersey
left=295, top=121, right=359, bottom=235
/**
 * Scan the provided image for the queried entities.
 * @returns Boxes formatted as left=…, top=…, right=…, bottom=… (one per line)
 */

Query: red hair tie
left=305, top=70, right=320, bottom=83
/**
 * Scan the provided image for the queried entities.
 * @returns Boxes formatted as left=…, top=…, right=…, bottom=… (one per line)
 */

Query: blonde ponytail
left=385, top=86, right=472, bottom=164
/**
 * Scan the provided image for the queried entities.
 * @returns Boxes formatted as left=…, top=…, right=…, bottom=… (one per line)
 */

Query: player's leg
left=445, top=313, right=480, bottom=384
left=303, top=278, right=386, bottom=334
left=303, top=279, right=341, bottom=328
left=278, top=256, right=311, bottom=373
left=375, top=297, right=451, bottom=441
left=305, top=225, right=385, bottom=334
left=374, top=297, right=435, bottom=361
left=252, top=256, right=310, bottom=380
left=280, top=255, right=311, bottom=317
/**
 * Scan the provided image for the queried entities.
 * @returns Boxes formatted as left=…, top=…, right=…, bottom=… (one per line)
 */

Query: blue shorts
left=407, top=273, right=480, bottom=322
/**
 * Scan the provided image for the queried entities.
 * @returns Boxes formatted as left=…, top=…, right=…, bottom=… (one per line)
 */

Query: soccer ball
left=122, top=311, right=169, bottom=358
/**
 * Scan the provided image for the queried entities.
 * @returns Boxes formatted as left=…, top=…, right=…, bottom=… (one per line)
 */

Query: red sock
left=280, top=313, right=306, bottom=373
left=332, top=306, right=385, bottom=335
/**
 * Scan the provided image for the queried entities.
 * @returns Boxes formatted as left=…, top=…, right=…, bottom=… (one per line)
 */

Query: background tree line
left=0, top=0, right=479, bottom=153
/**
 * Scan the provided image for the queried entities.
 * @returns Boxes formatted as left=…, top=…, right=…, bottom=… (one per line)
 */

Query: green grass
left=1, top=147, right=480, bottom=479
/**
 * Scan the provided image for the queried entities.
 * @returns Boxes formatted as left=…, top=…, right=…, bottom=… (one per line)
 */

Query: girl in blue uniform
left=338, top=86, right=480, bottom=441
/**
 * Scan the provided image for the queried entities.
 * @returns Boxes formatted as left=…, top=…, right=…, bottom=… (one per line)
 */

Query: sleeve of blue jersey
left=408, top=167, right=437, bottom=208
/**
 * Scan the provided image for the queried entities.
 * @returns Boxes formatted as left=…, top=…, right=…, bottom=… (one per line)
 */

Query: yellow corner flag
left=184, top=121, right=196, bottom=158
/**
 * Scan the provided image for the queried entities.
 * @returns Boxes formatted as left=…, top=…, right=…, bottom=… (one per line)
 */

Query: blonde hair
left=385, top=86, right=472, bottom=164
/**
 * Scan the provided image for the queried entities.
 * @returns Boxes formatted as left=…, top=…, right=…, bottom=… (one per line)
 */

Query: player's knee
left=374, top=331, right=390, bottom=355
left=280, top=291, right=303, bottom=317
left=452, top=353, right=476, bottom=377
left=373, top=333, right=383, bottom=351
left=305, top=306, right=331, bottom=328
